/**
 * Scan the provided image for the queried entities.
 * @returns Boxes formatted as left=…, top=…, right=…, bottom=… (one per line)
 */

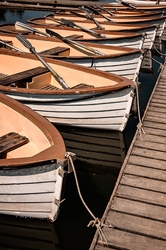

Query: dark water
left=0, top=7, right=165, bottom=250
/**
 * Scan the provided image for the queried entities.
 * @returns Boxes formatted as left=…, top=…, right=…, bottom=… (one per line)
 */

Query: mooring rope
left=65, top=152, right=113, bottom=245
left=134, top=81, right=145, bottom=139
left=144, top=32, right=165, bottom=70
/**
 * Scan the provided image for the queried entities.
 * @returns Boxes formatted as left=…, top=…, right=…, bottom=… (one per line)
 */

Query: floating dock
left=90, top=62, right=166, bottom=250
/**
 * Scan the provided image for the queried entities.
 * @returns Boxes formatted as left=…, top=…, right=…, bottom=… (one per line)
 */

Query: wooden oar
left=79, top=7, right=105, bottom=30
left=0, top=39, right=25, bottom=52
left=70, top=10, right=91, bottom=20
left=116, top=0, right=137, bottom=9
left=45, top=28, right=105, bottom=56
left=15, top=21, right=50, bottom=37
left=85, top=6, right=115, bottom=22
left=60, top=18, right=109, bottom=39
left=16, top=34, right=69, bottom=89
left=95, top=4, right=115, bottom=17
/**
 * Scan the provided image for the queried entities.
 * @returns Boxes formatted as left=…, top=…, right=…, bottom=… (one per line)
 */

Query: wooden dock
left=0, top=0, right=108, bottom=10
left=89, top=62, right=166, bottom=250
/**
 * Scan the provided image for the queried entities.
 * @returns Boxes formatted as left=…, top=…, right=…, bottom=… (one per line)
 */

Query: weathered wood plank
left=131, top=147, right=166, bottom=161
left=105, top=211, right=166, bottom=240
left=139, top=133, right=166, bottom=143
left=0, top=67, right=49, bottom=86
left=0, top=202, right=52, bottom=212
left=0, top=132, right=29, bottom=157
left=124, top=164, right=166, bottom=180
left=111, top=197, right=166, bottom=221
left=116, top=185, right=166, bottom=206
left=98, top=228, right=166, bottom=250
left=0, top=193, right=54, bottom=203
left=143, top=120, right=166, bottom=130
left=0, top=182, right=55, bottom=194
left=121, top=174, right=166, bottom=193
left=128, top=155, right=166, bottom=170
left=151, top=97, right=166, bottom=105
left=134, top=139, right=166, bottom=152
left=40, top=46, right=70, bottom=55
left=144, top=115, right=166, bottom=125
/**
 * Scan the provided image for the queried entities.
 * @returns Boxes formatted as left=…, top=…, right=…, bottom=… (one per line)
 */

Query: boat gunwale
left=27, top=16, right=164, bottom=29
left=0, top=93, right=67, bottom=167
left=0, top=49, right=135, bottom=95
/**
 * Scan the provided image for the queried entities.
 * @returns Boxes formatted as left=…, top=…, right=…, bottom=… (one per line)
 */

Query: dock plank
left=105, top=211, right=166, bottom=240
left=111, top=197, right=166, bottom=221
left=90, top=61, right=166, bottom=249
left=97, top=229, right=166, bottom=250
left=116, top=185, right=166, bottom=206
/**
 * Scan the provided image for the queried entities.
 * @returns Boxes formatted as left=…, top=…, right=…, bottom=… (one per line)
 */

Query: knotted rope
left=134, top=81, right=145, bottom=139
left=65, top=152, right=112, bottom=245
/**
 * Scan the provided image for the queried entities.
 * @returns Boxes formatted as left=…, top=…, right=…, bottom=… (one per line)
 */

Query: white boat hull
left=4, top=87, right=135, bottom=132
left=57, top=52, right=143, bottom=81
left=0, top=161, right=65, bottom=221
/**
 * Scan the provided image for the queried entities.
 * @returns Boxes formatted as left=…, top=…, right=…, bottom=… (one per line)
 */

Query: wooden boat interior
left=0, top=93, right=66, bottom=163
left=0, top=49, right=134, bottom=92
left=0, top=23, right=147, bottom=40
left=0, top=33, right=142, bottom=57
left=27, top=17, right=159, bottom=31
left=45, top=12, right=163, bottom=22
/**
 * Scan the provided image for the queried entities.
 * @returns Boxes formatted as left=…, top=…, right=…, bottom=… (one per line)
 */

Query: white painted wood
left=7, top=88, right=134, bottom=131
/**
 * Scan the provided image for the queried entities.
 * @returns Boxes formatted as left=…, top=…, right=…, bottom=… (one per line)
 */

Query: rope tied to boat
left=134, top=81, right=145, bottom=139
left=143, top=33, right=165, bottom=69
left=66, top=151, right=111, bottom=246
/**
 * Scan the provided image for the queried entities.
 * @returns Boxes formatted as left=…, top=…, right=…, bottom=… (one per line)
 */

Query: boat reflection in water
left=0, top=214, right=60, bottom=250
left=57, top=125, right=127, bottom=176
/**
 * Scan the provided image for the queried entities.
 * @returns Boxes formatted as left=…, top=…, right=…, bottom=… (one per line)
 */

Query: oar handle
left=60, top=18, right=109, bottom=39
left=86, top=5, right=115, bottom=22
left=46, top=29, right=105, bottom=56
left=116, top=0, right=137, bottom=9
left=15, top=21, right=50, bottom=37
left=95, top=4, right=115, bottom=17
left=16, top=34, right=69, bottom=89
left=79, top=7, right=105, bottom=30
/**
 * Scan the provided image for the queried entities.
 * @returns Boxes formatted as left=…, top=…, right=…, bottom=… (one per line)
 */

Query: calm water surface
left=0, top=7, right=165, bottom=250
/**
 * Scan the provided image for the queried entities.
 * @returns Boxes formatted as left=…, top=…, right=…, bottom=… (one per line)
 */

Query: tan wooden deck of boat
left=89, top=62, right=166, bottom=250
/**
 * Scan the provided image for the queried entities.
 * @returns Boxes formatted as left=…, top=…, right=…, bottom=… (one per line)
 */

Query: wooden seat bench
left=40, top=85, right=59, bottom=90
left=0, top=67, right=49, bottom=86
left=65, top=34, right=83, bottom=40
left=71, top=83, right=94, bottom=89
left=40, top=46, right=70, bottom=56
left=0, top=132, right=29, bottom=158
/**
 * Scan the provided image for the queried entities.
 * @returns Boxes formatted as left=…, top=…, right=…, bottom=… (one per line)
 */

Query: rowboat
left=0, top=92, right=75, bottom=221
left=26, top=17, right=160, bottom=50
left=101, top=2, right=166, bottom=10
left=55, top=7, right=162, bottom=17
left=46, top=11, right=164, bottom=24
left=0, top=23, right=146, bottom=49
left=28, top=13, right=166, bottom=37
left=0, top=32, right=143, bottom=81
left=117, top=0, right=166, bottom=5
left=0, top=48, right=136, bottom=132
left=57, top=125, right=126, bottom=175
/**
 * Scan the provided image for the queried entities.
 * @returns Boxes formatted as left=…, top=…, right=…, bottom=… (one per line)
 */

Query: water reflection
left=0, top=6, right=165, bottom=250
left=0, top=214, right=60, bottom=250
left=57, top=125, right=126, bottom=175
